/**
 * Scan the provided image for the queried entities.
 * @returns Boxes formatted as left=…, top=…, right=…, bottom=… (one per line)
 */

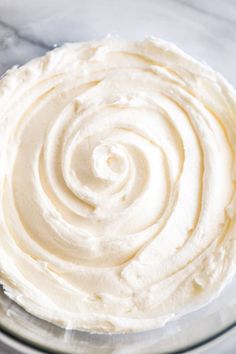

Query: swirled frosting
left=1, top=38, right=236, bottom=333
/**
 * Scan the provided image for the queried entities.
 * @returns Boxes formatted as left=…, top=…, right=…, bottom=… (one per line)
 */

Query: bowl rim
left=1, top=315, right=236, bottom=354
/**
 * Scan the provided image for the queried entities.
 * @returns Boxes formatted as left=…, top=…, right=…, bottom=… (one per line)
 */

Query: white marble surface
left=1, top=0, right=236, bottom=353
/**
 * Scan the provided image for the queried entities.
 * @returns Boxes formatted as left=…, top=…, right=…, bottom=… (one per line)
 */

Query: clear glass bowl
left=1, top=278, right=236, bottom=354
left=1, top=0, right=236, bottom=353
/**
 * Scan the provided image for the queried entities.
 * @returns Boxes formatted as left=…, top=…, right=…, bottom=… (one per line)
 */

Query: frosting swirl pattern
left=1, top=38, right=236, bottom=333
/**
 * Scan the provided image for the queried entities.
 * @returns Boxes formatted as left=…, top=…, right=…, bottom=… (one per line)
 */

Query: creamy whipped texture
left=1, top=38, right=236, bottom=333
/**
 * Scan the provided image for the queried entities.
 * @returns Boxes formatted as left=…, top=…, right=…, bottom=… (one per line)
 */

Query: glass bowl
left=1, top=0, right=236, bottom=353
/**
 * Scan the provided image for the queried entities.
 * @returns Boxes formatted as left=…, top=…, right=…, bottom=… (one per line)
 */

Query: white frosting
left=1, top=38, right=236, bottom=333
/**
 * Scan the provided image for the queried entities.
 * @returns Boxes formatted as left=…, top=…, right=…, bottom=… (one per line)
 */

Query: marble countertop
left=0, top=0, right=236, bottom=353
left=1, top=0, right=236, bottom=84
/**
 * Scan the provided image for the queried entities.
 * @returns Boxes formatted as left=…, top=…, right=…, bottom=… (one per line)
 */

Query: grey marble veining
left=1, top=0, right=236, bottom=353
left=0, top=0, right=236, bottom=83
